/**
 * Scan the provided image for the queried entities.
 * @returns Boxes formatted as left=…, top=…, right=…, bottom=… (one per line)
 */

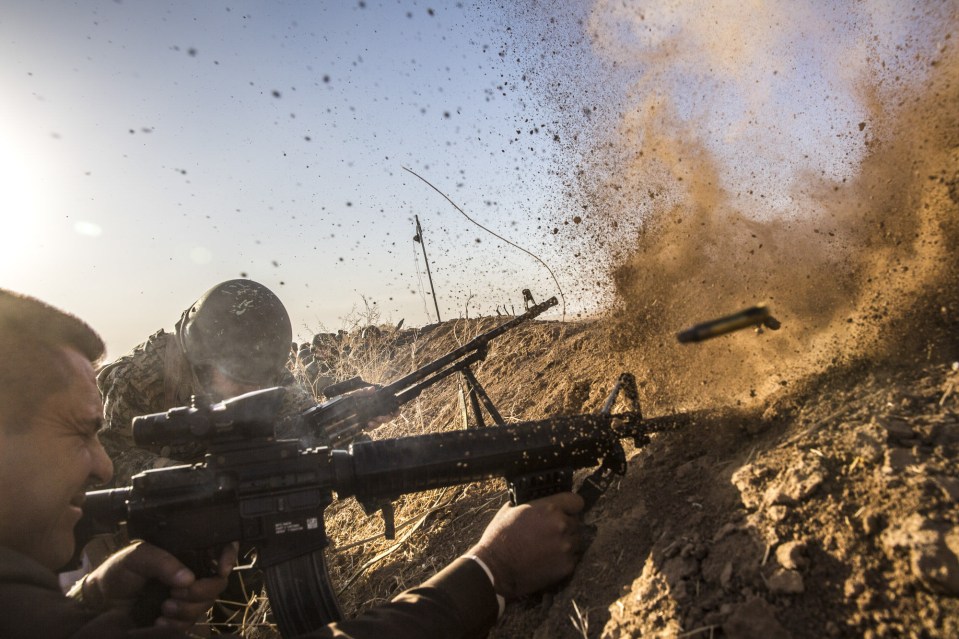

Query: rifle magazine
left=264, top=549, right=342, bottom=638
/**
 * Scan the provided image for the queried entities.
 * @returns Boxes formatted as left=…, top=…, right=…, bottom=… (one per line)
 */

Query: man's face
left=0, top=347, right=113, bottom=570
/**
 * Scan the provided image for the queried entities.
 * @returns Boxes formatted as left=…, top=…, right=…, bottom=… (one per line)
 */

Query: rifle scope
left=132, top=387, right=283, bottom=448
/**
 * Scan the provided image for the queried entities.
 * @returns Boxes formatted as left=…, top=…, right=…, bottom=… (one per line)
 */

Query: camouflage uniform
left=97, top=328, right=321, bottom=486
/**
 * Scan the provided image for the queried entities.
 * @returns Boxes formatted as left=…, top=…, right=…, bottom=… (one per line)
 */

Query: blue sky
left=1, top=0, right=952, bottom=360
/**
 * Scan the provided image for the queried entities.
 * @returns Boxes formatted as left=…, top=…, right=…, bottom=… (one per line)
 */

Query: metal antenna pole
left=414, top=215, right=442, bottom=322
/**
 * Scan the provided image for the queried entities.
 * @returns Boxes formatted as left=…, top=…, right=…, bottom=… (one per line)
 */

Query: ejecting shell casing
left=676, top=305, right=780, bottom=343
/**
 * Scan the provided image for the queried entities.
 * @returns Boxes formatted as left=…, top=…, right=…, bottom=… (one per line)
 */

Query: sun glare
left=0, top=129, right=49, bottom=276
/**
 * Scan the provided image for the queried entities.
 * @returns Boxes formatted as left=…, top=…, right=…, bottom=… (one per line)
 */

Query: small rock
left=731, top=463, right=765, bottom=510
left=720, top=562, right=734, bottom=589
left=765, top=458, right=825, bottom=505
left=853, top=429, right=885, bottom=464
left=881, top=515, right=959, bottom=595
left=881, top=514, right=938, bottom=552
left=776, top=540, right=808, bottom=570
left=767, top=568, right=805, bottom=594
left=860, top=510, right=884, bottom=536
left=671, top=578, right=691, bottom=603
left=931, top=476, right=959, bottom=502
left=927, top=419, right=959, bottom=446
left=723, top=597, right=792, bottom=639
left=768, top=505, right=789, bottom=522
left=662, top=554, right=699, bottom=587
left=875, top=415, right=915, bottom=444
left=763, top=483, right=787, bottom=505
left=844, top=576, right=865, bottom=599
left=882, top=447, right=920, bottom=475
left=910, top=537, right=959, bottom=595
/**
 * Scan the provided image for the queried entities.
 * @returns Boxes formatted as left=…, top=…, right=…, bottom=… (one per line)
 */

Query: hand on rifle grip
left=78, top=540, right=238, bottom=630
left=467, top=492, right=585, bottom=600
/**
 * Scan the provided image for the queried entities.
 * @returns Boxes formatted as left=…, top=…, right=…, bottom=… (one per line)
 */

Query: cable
left=403, top=167, right=567, bottom=319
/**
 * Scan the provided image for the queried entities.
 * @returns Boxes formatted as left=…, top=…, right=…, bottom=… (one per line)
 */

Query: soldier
left=91, top=280, right=329, bottom=630
left=96, top=279, right=321, bottom=486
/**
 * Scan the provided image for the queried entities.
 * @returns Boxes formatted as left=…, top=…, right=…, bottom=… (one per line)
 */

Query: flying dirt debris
left=676, top=304, right=782, bottom=344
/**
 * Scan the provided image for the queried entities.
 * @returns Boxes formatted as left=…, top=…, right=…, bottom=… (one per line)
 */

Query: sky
left=1, top=0, right=953, bottom=362
left=1, top=1, right=572, bottom=360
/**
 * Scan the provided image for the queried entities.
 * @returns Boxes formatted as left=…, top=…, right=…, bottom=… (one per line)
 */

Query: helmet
left=176, top=279, right=292, bottom=385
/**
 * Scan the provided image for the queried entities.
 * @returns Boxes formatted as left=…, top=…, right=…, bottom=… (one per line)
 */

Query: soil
left=311, top=305, right=958, bottom=639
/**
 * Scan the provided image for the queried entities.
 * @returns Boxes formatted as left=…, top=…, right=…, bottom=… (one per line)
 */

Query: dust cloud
left=509, top=1, right=959, bottom=409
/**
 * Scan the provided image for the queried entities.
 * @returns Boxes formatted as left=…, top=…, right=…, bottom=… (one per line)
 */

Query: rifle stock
left=76, top=373, right=692, bottom=637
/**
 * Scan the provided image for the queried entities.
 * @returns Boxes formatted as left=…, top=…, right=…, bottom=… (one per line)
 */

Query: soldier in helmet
left=93, top=280, right=330, bottom=631
left=97, top=279, right=321, bottom=487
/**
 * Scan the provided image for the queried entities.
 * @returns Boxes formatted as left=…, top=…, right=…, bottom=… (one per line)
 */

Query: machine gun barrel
left=382, top=295, right=558, bottom=399
left=295, top=295, right=558, bottom=445
left=340, top=413, right=632, bottom=500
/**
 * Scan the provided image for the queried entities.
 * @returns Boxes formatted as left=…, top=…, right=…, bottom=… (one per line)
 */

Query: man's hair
left=0, top=289, right=105, bottom=432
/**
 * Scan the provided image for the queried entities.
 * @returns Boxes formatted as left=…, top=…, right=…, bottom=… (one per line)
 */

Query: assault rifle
left=77, top=374, right=690, bottom=638
left=294, top=294, right=559, bottom=445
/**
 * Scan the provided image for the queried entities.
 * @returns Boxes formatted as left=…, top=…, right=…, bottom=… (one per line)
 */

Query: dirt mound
left=295, top=298, right=956, bottom=639
left=492, top=358, right=959, bottom=639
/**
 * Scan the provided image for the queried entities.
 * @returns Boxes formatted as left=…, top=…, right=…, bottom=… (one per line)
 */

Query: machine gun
left=293, top=294, right=559, bottom=445
left=77, top=373, right=690, bottom=638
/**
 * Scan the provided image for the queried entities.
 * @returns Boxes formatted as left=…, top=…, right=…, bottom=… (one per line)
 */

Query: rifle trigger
left=381, top=503, right=396, bottom=540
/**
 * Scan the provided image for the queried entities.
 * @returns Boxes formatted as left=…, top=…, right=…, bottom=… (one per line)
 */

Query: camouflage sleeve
left=96, top=330, right=179, bottom=485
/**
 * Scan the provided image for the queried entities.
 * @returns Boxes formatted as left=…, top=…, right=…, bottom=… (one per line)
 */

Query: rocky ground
left=310, top=312, right=959, bottom=637
left=513, top=352, right=959, bottom=639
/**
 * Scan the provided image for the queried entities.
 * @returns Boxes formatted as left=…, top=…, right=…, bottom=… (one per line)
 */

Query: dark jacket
left=1, top=547, right=498, bottom=639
